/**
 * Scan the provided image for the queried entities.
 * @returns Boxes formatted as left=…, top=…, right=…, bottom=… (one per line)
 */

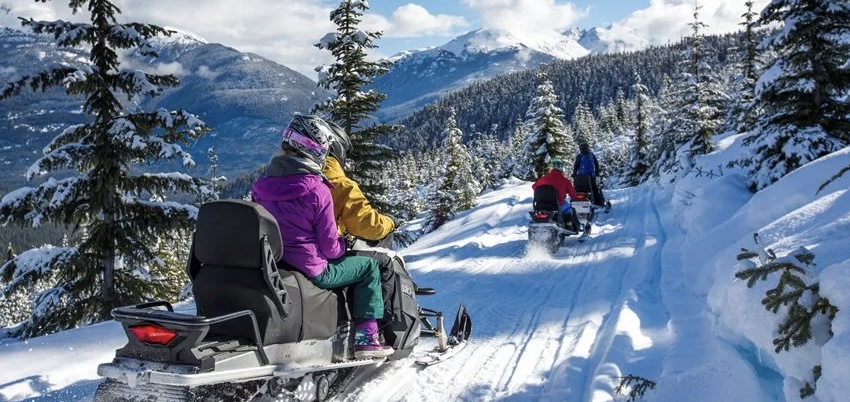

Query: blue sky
left=0, top=0, right=768, bottom=78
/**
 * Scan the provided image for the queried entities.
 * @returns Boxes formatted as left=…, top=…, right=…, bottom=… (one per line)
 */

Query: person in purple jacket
left=251, top=114, right=393, bottom=359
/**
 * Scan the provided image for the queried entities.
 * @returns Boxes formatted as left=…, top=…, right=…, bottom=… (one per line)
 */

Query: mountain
left=0, top=27, right=329, bottom=192
left=372, top=28, right=589, bottom=122
left=575, top=26, right=649, bottom=54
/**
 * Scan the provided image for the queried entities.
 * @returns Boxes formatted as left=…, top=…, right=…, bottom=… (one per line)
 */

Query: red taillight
left=575, top=194, right=586, bottom=200
left=129, top=324, right=178, bottom=346
left=534, top=212, right=549, bottom=219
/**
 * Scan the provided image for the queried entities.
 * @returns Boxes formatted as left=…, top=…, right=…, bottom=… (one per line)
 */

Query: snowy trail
left=344, top=184, right=676, bottom=402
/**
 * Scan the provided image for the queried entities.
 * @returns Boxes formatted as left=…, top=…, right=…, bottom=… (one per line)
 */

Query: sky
left=0, top=0, right=768, bottom=78
left=2, top=135, right=849, bottom=401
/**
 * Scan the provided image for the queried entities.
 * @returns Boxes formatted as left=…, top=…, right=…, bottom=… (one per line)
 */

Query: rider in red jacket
left=532, top=159, right=577, bottom=205
left=532, top=159, right=579, bottom=231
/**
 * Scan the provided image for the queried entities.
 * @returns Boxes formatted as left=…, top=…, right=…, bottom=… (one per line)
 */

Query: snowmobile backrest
left=573, top=174, right=593, bottom=194
left=190, top=200, right=298, bottom=345
left=193, top=200, right=283, bottom=268
left=533, top=185, right=560, bottom=211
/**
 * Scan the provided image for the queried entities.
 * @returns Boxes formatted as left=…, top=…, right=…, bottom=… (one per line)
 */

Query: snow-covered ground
left=2, top=139, right=849, bottom=402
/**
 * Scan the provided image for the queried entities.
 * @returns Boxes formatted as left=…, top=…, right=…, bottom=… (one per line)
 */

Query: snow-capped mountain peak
left=439, top=28, right=588, bottom=60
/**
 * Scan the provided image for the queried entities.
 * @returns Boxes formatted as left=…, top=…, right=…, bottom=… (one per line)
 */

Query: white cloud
left=609, top=0, right=772, bottom=47
left=0, top=0, right=336, bottom=78
left=462, top=0, right=588, bottom=40
left=379, top=4, right=469, bottom=38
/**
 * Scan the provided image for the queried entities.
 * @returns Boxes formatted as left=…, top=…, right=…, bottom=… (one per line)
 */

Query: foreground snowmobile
left=527, top=185, right=579, bottom=254
left=94, top=200, right=471, bottom=402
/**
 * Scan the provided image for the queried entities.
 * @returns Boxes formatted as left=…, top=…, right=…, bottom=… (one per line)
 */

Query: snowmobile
left=570, top=174, right=611, bottom=241
left=93, top=199, right=471, bottom=402
left=527, top=185, right=579, bottom=254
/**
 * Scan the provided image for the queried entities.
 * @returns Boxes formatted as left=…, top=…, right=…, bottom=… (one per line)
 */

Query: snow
left=438, top=28, right=588, bottom=60
left=2, top=142, right=850, bottom=401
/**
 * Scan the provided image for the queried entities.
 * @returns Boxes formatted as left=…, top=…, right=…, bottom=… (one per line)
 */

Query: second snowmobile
left=93, top=199, right=470, bottom=402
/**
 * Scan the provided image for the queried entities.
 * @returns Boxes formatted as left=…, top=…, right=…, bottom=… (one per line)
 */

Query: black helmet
left=281, top=114, right=333, bottom=167
left=326, top=120, right=352, bottom=167
left=579, top=141, right=590, bottom=152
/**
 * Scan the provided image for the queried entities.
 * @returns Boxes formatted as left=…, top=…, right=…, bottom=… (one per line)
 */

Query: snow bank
left=696, top=146, right=850, bottom=402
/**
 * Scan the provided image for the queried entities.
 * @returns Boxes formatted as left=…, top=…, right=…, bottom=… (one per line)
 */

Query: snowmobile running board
left=98, top=357, right=382, bottom=388
left=528, top=222, right=577, bottom=236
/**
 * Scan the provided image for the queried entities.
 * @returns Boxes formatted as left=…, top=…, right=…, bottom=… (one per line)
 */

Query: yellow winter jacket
left=322, top=156, right=395, bottom=241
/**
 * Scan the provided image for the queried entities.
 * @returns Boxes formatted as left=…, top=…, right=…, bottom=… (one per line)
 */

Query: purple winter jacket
left=251, top=173, right=346, bottom=278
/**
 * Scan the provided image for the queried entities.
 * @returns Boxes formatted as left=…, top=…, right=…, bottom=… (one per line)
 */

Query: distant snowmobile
left=93, top=200, right=471, bottom=402
left=570, top=174, right=611, bottom=242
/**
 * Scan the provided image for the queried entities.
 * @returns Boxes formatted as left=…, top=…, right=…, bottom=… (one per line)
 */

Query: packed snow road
left=342, top=182, right=675, bottom=402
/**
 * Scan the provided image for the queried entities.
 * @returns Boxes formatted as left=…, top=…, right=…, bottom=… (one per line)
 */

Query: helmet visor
left=282, top=128, right=328, bottom=157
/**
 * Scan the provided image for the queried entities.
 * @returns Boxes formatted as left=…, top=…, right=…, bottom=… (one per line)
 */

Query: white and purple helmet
left=281, top=114, right=333, bottom=167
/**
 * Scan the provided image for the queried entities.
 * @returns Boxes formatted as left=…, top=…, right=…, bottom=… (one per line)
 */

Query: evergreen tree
left=5, top=243, right=14, bottom=263
left=628, top=71, right=654, bottom=185
left=573, top=100, right=599, bottom=147
left=314, top=0, right=399, bottom=210
left=507, top=118, right=532, bottom=180
left=686, top=4, right=726, bottom=158
left=469, top=124, right=507, bottom=190
left=206, top=147, right=226, bottom=201
left=744, top=0, right=850, bottom=191
left=729, top=0, right=762, bottom=133
left=426, top=109, right=479, bottom=230
left=523, top=70, right=574, bottom=179
left=615, top=87, right=630, bottom=129
left=0, top=0, right=209, bottom=338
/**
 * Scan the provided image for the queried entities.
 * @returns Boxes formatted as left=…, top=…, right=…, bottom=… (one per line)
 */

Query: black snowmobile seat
left=573, top=174, right=593, bottom=195
left=533, top=185, right=560, bottom=212
left=189, top=200, right=340, bottom=346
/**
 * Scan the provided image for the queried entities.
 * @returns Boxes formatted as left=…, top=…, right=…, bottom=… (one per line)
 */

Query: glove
left=343, top=234, right=356, bottom=250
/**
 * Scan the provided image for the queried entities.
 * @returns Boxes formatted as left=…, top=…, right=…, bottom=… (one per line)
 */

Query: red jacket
left=532, top=169, right=577, bottom=205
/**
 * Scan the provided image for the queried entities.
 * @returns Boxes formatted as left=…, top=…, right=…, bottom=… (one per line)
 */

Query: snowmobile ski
left=414, top=304, right=472, bottom=367
left=414, top=339, right=469, bottom=367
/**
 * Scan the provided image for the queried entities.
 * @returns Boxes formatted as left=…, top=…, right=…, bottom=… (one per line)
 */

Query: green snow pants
left=310, top=255, right=383, bottom=321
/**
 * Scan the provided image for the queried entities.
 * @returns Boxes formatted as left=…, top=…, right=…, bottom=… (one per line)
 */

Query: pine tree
left=206, top=147, right=226, bottom=201
left=744, top=0, right=850, bottom=191
left=573, top=100, right=599, bottom=147
left=523, top=70, right=574, bottom=179
left=615, top=87, right=630, bottom=129
left=0, top=0, right=209, bottom=338
left=507, top=118, right=532, bottom=180
left=5, top=243, right=14, bottom=263
left=735, top=234, right=838, bottom=398
left=729, top=0, right=762, bottom=133
left=314, top=0, right=399, bottom=210
left=426, top=109, right=479, bottom=230
left=628, top=71, right=653, bottom=186
left=686, top=4, right=726, bottom=158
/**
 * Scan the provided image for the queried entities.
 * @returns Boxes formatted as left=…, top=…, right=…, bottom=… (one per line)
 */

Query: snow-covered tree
left=427, top=109, right=479, bottom=230
left=314, top=0, right=399, bottom=209
left=0, top=0, right=209, bottom=338
left=206, top=147, right=226, bottom=201
left=685, top=4, right=727, bottom=158
left=628, top=71, right=654, bottom=185
left=469, top=124, right=508, bottom=190
left=506, top=118, right=532, bottom=180
left=524, top=70, right=574, bottom=179
left=728, top=0, right=763, bottom=133
left=743, top=0, right=850, bottom=191
left=572, top=100, right=599, bottom=147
